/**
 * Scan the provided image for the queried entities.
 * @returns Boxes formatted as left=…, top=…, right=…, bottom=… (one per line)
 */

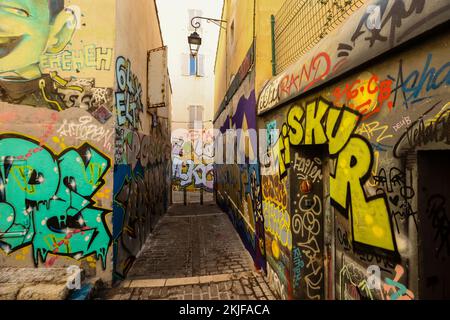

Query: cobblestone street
left=97, top=201, right=277, bottom=300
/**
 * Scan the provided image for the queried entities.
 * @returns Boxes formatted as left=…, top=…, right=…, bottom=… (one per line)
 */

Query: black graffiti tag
left=393, top=102, right=450, bottom=158
left=426, top=195, right=450, bottom=259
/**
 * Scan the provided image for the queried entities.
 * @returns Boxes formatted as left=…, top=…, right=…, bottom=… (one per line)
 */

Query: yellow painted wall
left=40, top=0, right=116, bottom=88
left=214, top=0, right=287, bottom=116
left=254, top=0, right=285, bottom=96
left=116, top=0, right=164, bottom=134
left=214, top=0, right=254, bottom=116
left=214, top=0, right=228, bottom=115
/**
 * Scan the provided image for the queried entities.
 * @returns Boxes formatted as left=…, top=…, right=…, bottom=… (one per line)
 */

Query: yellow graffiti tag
left=330, top=137, right=395, bottom=251
left=277, top=98, right=396, bottom=253
left=263, top=200, right=292, bottom=250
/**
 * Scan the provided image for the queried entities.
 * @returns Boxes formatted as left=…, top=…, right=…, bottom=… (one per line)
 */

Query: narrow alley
left=0, top=0, right=450, bottom=311
left=97, top=201, right=276, bottom=300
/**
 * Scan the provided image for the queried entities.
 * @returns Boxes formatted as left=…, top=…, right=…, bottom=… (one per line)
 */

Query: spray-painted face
left=0, top=0, right=76, bottom=79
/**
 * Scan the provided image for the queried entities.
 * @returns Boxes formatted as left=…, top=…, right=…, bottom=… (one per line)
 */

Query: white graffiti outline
left=292, top=194, right=323, bottom=300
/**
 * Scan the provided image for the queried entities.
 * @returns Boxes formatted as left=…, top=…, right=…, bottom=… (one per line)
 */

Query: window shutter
left=189, top=9, right=204, bottom=32
left=197, top=106, right=204, bottom=122
left=181, top=53, right=189, bottom=76
left=189, top=105, right=195, bottom=123
left=188, top=9, right=195, bottom=31
left=196, top=10, right=203, bottom=32
left=198, top=54, right=205, bottom=77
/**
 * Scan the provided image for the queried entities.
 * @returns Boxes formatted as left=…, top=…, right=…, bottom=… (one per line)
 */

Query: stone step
left=122, top=271, right=261, bottom=289
left=0, top=267, right=87, bottom=300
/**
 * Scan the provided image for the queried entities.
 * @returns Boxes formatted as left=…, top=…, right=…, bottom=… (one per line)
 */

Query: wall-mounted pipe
left=271, top=14, right=276, bottom=76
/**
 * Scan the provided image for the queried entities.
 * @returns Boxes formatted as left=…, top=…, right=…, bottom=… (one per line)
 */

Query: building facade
left=157, top=0, right=219, bottom=199
left=0, top=0, right=172, bottom=285
left=214, top=0, right=285, bottom=282
left=215, top=0, right=450, bottom=300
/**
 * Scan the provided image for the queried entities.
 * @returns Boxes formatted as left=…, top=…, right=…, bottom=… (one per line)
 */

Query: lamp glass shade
left=188, top=31, right=202, bottom=56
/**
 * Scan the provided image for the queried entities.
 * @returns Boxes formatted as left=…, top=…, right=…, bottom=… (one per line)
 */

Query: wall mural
left=290, top=148, right=325, bottom=300
left=0, top=0, right=78, bottom=107
left=277, top=98, right=397, bottom=255
left=333, top=7, right=449, bottom=300
left=262, top=172, right=291, bottom=299
left=171, top=128, right=214, bottom=192
left=115, top=56, right=143, bottom=130
left=216, top=88, right=266, bottom=272
left=211, top=0, right=450, bottom=300
left=0, top=0, right=114, bottom=123
left=0, top=134, right=112, bottom=268
left=113, top=103, right=171, bottom=279
left=0, top=0, right=171, bottom=282
left=259, top=21, right=450, bottom=299
left=0, top=0, right=116, bottom=275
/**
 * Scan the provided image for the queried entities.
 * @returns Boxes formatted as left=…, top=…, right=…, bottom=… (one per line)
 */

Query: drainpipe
left=271, top=14, right=276, bottom=76
left=253, top=0, right=257, bottom=67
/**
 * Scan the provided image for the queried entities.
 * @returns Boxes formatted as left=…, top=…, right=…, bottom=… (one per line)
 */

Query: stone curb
left=123, top=271, right=257, bottom=289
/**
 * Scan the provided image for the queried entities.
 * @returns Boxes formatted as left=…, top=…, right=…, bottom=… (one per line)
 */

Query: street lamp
left=188, top=31, right=202, bottom=56
left=188, top=16, right=227, bottom=56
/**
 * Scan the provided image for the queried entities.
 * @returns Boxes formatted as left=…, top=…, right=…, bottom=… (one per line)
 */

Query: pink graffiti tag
left=16, top=113, right=59, bottom=161
left=45, top=226, right=91, bottom=268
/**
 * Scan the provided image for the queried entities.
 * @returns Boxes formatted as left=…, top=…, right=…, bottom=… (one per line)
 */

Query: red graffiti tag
left=16, top=113, right=59, bottom=161
left=45, top=226, right=92, bottom=267
left=332, top=74, right=393, bottom=119
left=279, top=52, right=332, bottom=98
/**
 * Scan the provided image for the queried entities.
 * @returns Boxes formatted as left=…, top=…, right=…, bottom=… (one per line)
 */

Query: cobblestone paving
left=101, top=272, right=276, bottom=300
left=172, top=190, right=214, bottom=204
left=97, top=202, right=276, bottom=300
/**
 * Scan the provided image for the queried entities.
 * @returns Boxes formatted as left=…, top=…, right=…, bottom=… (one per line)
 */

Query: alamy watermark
left=366, top=5, right=382, bottom=30
left=366, top=265, right=382, bottom=290
left=66, top=265, right=82, bottom=290
left=172, top=127, right=280, bottom=173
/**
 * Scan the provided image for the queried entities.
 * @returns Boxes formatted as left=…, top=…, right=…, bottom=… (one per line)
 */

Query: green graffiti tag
left=0, top=134, right=111, bottom=268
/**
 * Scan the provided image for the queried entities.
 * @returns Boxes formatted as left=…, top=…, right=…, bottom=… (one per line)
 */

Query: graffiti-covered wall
left=215, top=69, right=267, bottom=274
left=0, top=0, right=115, bottom=280
left=257, top=0, right=450, bottom=300
left=0, top=0, right=171, bottom=284
left=260, top=116, right=292, bottom=299
left=171, top=128, right=214, bottom=193
left=112, top=0, right=171, bottom=280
